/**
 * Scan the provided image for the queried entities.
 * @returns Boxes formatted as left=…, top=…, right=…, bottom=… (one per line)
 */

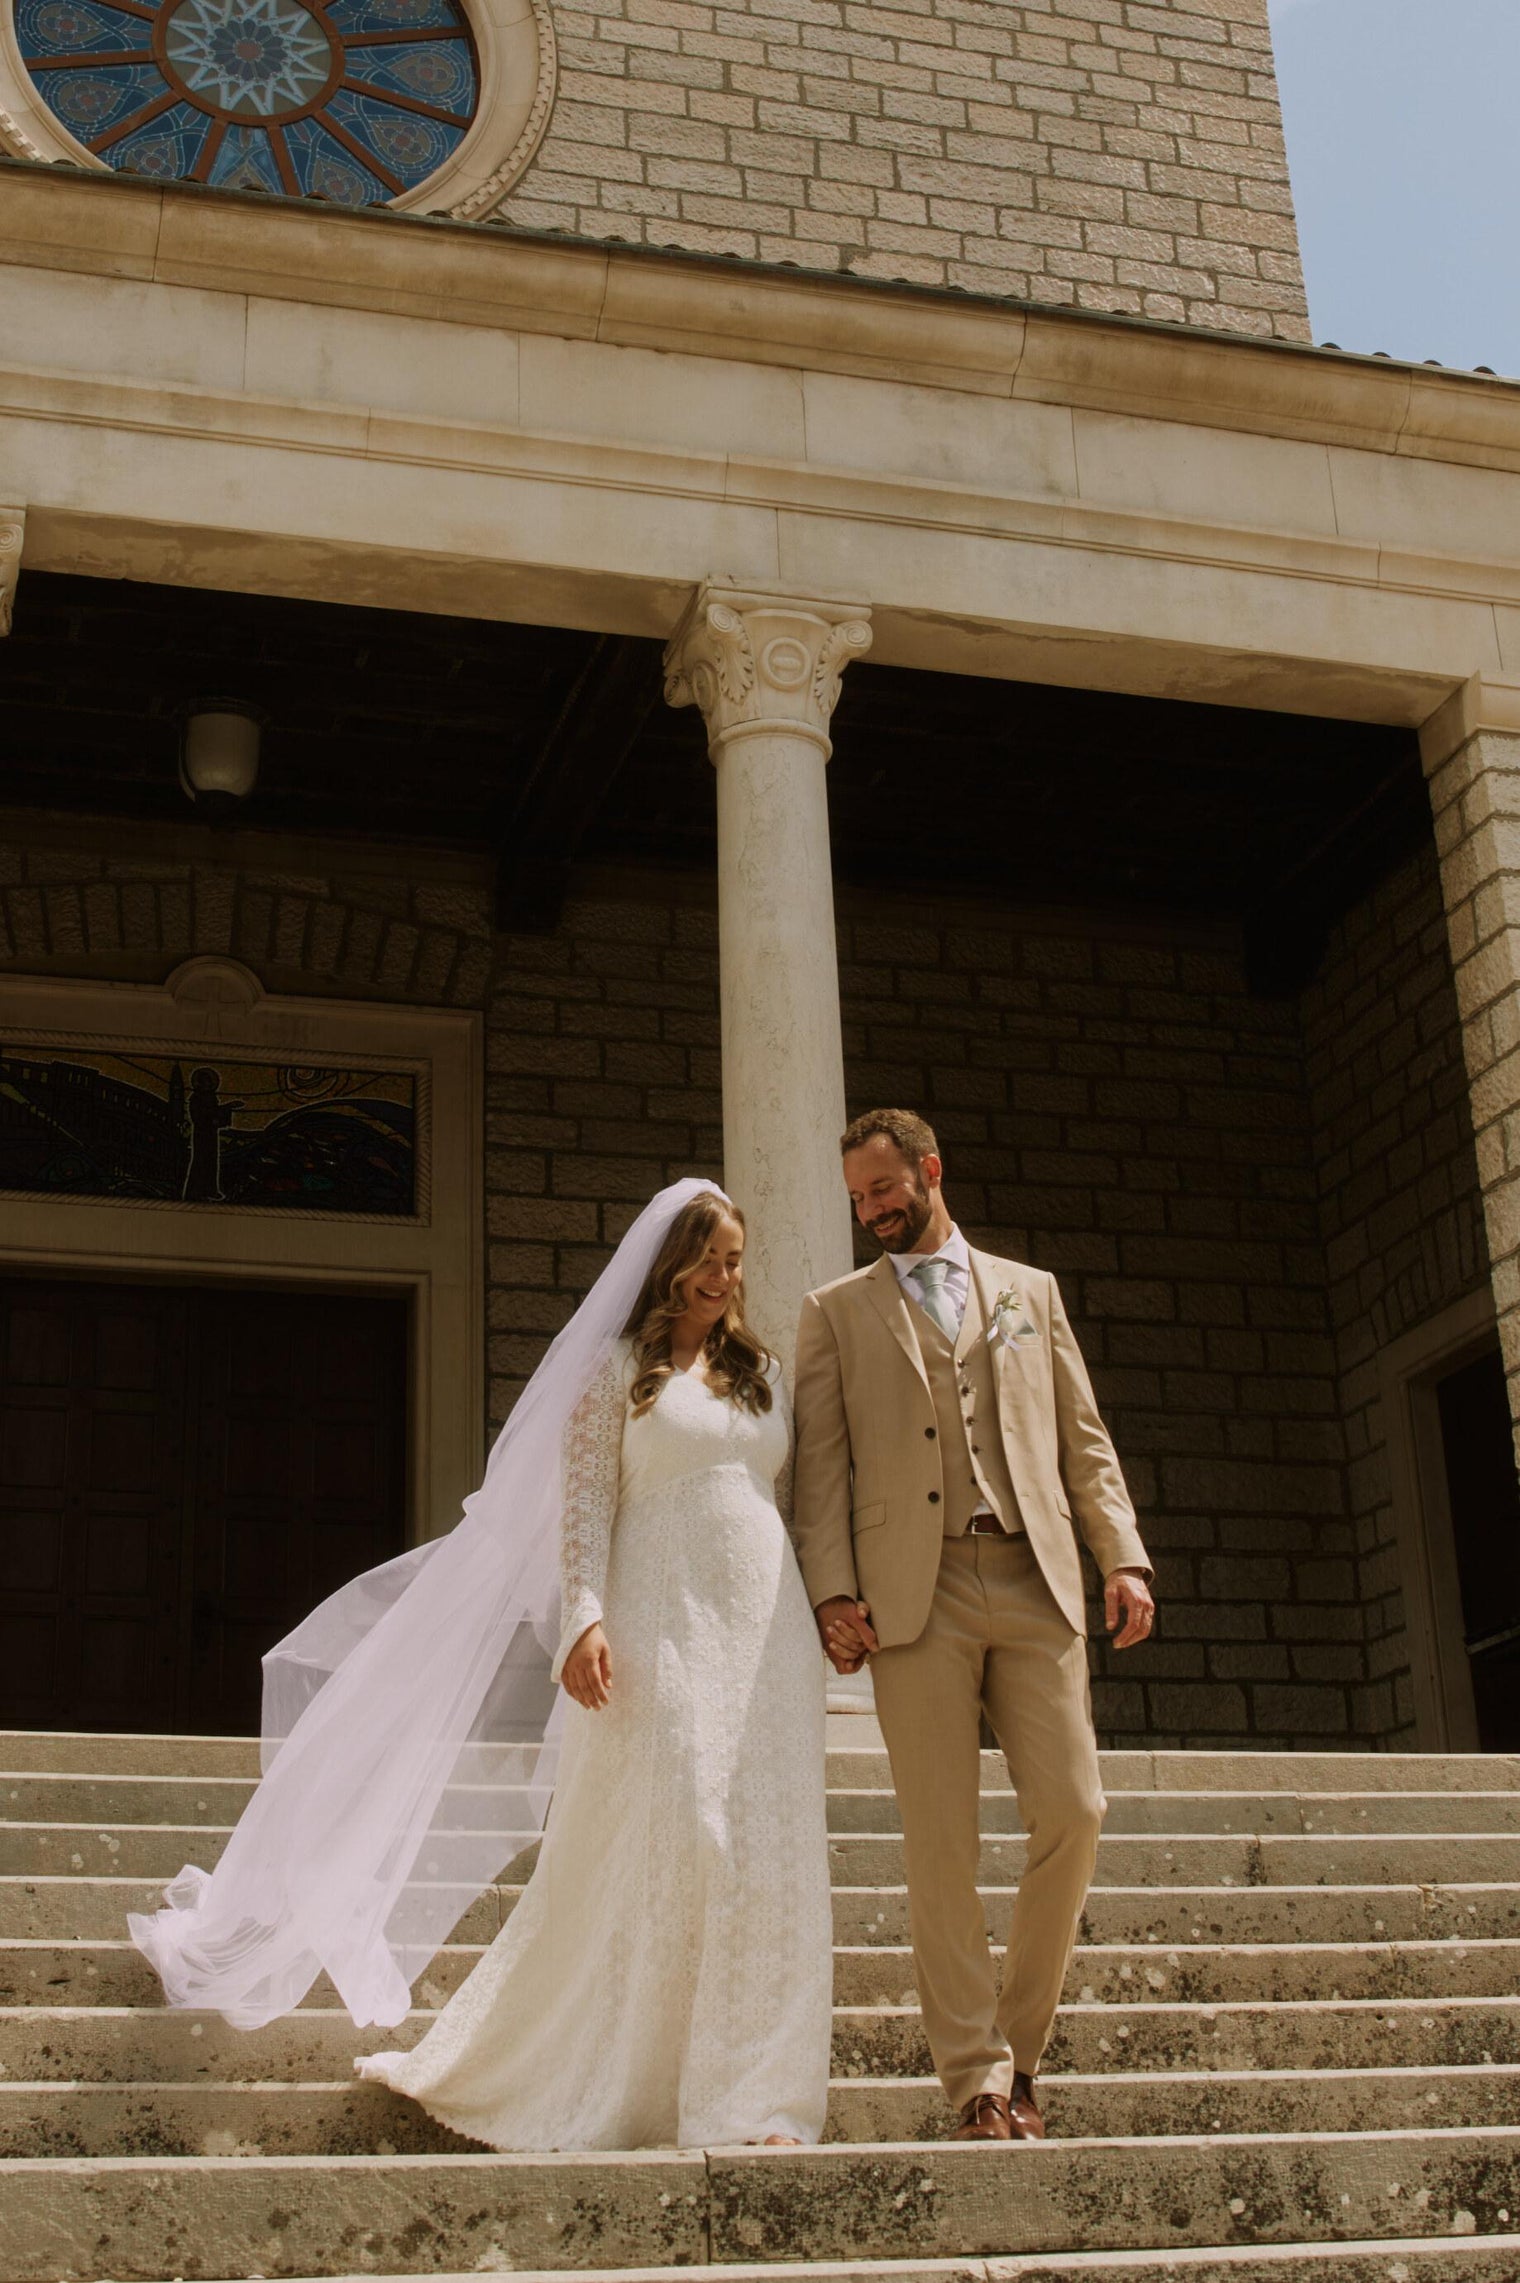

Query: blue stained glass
left=281, top=111, right=379, bottom=201
left=206, top=118, right=284, bottom=189
left=116, top=96, right=214, bottom=173
left=324, top=81, right=459, bottom=177
left=22, top=0, right=477, bottom=199
left=17, top=0, right=147, bottom=56
left=343, top=36, right=471, bottom=112
left=325, top=0, right=455, bottom=33
left=44, top=57, right=159, bottom=133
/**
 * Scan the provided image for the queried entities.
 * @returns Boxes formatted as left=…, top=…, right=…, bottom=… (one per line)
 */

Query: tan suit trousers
left=870, top=1530, right=1105, bottom=2109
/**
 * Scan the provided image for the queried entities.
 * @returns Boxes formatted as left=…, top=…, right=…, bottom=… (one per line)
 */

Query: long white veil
left=129, top=1177, right=729, bottom=2030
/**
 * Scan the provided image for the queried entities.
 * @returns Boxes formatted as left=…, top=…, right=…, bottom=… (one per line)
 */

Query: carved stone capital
left=0, top=509, right=23, bottom=638
left=663, top=585, right=872, bottom=760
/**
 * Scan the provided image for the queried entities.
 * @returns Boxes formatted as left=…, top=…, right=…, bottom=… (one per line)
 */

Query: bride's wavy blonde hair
left=622, top=1191, right=774, bottom=1419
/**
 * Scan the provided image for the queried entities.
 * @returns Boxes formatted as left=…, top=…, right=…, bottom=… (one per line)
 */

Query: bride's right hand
left=562, top=1623, right=612, bottom=1710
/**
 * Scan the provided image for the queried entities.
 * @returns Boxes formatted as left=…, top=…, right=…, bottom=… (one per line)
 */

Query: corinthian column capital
left=0, top=509, right=23, bottom=637
left=663, top=584, right=872, bottom=761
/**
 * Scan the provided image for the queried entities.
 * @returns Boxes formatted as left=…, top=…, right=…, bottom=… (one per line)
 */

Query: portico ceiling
left=2, top=570, right=1425, bottom=989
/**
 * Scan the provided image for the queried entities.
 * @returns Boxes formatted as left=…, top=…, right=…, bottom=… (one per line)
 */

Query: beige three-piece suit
left=792, top=1240, right=1151, bottom=2109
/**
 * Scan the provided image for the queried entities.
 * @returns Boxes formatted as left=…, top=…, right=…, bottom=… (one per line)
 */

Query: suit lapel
left=863, top=1255, right=931, bottom=1391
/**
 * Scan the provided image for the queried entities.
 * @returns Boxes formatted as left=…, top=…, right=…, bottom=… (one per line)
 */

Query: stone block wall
left=501, top=0, right=1311, bottom=338
left=1301, top=848, right=1491, bottom=1745
left=10, top=825, right=1493, bottom=1752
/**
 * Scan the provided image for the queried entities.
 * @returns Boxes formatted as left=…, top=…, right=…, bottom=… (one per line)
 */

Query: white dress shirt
left=890, top=1223, right=972, bottom=1332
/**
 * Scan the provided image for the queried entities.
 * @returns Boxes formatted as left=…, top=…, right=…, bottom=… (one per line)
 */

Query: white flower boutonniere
left=989, top=1287, right=1041, bottom=1351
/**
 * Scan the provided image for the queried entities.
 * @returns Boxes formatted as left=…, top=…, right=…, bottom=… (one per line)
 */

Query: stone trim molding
left=0, top=504, right=20, bottom=636
left=1419, top=675, right=1520, bottom=774
left=0, top=957, right=485, bottom=1542
left=0, top=0, right=554, bottom=222
left=5, top=169, right=1520, bottom=473
left=664, top=585, right=872, bottom=763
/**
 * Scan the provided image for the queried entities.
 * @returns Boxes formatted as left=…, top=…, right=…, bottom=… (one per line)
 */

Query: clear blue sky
left=1267, top=0, right=1520, bottom=377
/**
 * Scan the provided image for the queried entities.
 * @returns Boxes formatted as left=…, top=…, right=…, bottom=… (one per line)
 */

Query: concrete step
left=8, top=1995, right=1515, bottom=2086
left=6, top=2131, right=1520, bottom=2276
left=9, top=1933, right=1520, bottom=2013
left=6, top=1734, right=1520, bottom=1795
left=176, top=2252, right=1520, bottom=2283
left=6, top=2064, right=1520, bottom=2159
left=10, top=1874, right=1515, bottom=1949
left=14, top=1770, right=1520, bottom=1839
left=14, top=1823, right=1520, bottom=1889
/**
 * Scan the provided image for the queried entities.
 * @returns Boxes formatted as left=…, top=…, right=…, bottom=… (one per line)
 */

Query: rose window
left=16, top=0, right=480, bottom=203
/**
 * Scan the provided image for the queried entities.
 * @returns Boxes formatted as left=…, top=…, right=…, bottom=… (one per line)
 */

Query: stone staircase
left=4, top=1725, right=1520, bottom=2282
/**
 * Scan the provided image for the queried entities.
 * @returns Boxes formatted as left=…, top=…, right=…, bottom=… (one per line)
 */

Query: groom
left=792, top=1108, right=1154, bottom=2143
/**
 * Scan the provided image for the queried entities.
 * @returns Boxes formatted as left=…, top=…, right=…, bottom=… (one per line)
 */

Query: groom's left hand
left=1105, top=1569, right=1155, bottom=1650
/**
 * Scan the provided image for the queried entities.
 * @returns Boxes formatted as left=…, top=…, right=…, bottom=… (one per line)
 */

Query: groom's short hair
left=840, top=1107, right=939, bottom=1167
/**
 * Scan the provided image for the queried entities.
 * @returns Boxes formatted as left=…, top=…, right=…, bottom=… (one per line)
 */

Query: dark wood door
left=1436, top=1345, right=1520, bottom=1752
left=0, top=1278, right=407, bottom=1735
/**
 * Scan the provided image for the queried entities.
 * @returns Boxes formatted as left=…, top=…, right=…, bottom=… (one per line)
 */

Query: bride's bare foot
left=762, top=2134, right=801, bottom=2146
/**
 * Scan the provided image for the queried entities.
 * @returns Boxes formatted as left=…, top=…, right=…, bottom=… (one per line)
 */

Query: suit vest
left=904, top=1271, right=1024, bottom=1537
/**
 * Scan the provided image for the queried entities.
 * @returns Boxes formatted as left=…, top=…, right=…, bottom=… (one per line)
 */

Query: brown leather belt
left=965, top=1514, right=1007, bottom=1537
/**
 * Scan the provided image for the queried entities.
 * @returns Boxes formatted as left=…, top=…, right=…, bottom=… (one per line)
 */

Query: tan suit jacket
left=792, top=1246, right=1150, bottom=1642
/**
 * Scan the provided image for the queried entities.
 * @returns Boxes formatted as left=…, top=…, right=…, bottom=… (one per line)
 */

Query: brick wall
left=0, top=837, right=493, bottom=1007
left=1302, top=846, right=1492, bottom=1744
left=18, top=828, right=1492, bottom=1751
left=501, top=0, right=1310, bottom=338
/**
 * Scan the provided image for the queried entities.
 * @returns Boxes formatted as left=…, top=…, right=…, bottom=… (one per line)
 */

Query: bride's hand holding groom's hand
left=815, top=1596, right=879, bottom=1673
left=562, top=1623, right=613, bottom=1709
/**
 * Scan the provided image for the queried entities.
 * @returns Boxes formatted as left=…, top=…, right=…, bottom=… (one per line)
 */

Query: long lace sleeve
left=552, top=1353, right=626, bottom=1683
left=771, top=1363, right=797, bottom=1541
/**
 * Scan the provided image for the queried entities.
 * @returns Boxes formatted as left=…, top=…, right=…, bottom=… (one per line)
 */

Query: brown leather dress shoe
left=1008, top=2070, right=1046, bottom=2141
left=952, top=2092, right=1013, bottom=2140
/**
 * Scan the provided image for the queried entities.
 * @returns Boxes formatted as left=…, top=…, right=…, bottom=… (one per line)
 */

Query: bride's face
left=673, top=1213, right=746, bottom=1331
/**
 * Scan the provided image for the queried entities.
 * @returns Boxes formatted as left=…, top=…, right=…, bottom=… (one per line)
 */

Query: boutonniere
left=989, top=1287, right=1041, bottom=1351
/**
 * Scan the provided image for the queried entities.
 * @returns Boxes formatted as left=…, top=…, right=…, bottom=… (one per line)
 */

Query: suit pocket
left=852, top=1501, right=887, bottom=1534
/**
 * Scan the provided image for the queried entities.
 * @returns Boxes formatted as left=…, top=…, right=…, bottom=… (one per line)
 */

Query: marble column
left=0, top=509, right=23, bottom=637
left=664, top=584, right=871, bottom=1363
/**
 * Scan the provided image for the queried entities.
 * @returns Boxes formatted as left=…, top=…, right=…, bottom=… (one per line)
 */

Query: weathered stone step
left=6, top=2064, right=1520, bottom=2160
left=6, top=1735, right=1520, bottom=1796
left=9, top=1995, right=1515, bottom=2086
left=15, top=1771, right=1520, bottom=1840
left=216, top=2251, right=1520, bottom=2283
left=206, top=2251, right=1520, bottom=2283
left=823, top=1791, right=1520, bottom=1837
left=10, top=1933, right=1519, bottom=2014
left=826, top=1833, right=1520, bottom=1889
left=6, top=2130, right=1520, bottom=2277
left=16, top=1823, right=1520, bottom=1889
left=11, top=1874, right=1514, bottom=1951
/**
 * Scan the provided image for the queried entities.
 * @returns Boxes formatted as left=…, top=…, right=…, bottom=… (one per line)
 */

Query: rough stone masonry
left=496, top=0, right=1311, bottom=337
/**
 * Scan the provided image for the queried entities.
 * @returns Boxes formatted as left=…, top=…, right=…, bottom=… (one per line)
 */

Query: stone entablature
left=498, top=0, right=1309, bottom=338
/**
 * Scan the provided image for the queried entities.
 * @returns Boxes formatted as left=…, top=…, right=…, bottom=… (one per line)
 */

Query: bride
left=130, top=1179, right=831, bottom=2152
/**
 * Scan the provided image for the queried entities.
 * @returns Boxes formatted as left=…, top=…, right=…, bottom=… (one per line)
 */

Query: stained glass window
left=17, top=0, right=479, bottom=204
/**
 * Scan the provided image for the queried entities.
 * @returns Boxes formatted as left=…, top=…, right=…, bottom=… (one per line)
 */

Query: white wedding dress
left=357, top=1345, right=831, bottom=2149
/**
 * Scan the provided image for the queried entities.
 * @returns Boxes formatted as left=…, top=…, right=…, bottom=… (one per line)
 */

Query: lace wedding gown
left=356, top=1346, right=831, bottom=2149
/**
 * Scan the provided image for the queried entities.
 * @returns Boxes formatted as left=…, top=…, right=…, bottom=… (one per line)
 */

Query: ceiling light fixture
left=180, top=704, right=262, bottom=813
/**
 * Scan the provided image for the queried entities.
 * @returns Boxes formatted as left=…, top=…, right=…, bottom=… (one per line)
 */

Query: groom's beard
left=868, top=1180, right=935, bottom=1255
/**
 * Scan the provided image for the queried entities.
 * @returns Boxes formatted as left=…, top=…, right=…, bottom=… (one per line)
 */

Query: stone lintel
left=1419, top=675, right=1520, bottom=773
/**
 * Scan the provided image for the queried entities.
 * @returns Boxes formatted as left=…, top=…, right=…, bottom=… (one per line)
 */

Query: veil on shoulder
left=129, top=1176, right=730, bottom=2030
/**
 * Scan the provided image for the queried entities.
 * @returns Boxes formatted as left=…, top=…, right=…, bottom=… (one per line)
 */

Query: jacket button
left=924, top=1426, right=937, bottom=1440
left=928, top=1490, right=941, bottom=1504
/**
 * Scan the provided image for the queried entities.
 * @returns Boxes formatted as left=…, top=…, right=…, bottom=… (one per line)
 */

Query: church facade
left=2, top=0, right=1519, bottom=1758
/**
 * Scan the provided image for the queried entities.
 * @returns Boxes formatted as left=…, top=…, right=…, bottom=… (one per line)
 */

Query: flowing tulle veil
left=129, top=1177, right=731, bottom=2030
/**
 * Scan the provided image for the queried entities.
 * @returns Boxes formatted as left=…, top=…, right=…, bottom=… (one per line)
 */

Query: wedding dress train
left=357, top=1345, right=831, bottom=2150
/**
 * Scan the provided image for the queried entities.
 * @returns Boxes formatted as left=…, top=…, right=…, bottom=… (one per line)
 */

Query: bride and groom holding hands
left=132, top=1105, right=1155, bottom=2154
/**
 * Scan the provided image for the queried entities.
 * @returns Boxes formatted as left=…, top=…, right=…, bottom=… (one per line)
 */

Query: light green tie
left=909, top=1257, right=958, bottom=1342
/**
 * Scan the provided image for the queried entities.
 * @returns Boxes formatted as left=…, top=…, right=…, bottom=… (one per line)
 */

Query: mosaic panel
left=18, top=0, right=477, bottom=201
left=0, top=1047, right=418, bottom=1215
